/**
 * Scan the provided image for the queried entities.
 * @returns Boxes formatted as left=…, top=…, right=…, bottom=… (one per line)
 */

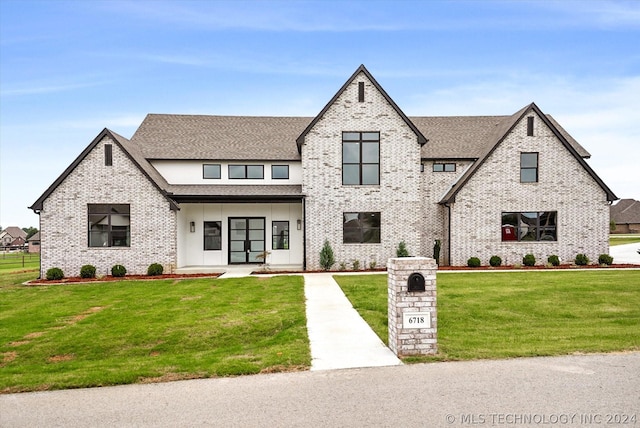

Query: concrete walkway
left=303, top=273, right=401, bottom=371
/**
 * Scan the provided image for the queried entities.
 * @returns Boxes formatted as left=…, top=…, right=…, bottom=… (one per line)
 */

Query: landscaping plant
left=575, top=253, right=589, bottom=266
left=489, top=255, right=502, bottom=267
left=111, top=264, right=127, bottom=277
left=80, top=265, right=96, bottom=279
left=523, top=254, right=536, bottom=267
left=598, top=254, right=614, bottom=266
left=45, top=267, right=64, bottom=281
left=547, top=255, right=560, bottom=266
left=467, top=257, right=481, bottom=268
left=396, top=241, right=410, bottom=257
left=319, top=240, right=335, bottom=271
left=147, top=263, right=164, bottom=276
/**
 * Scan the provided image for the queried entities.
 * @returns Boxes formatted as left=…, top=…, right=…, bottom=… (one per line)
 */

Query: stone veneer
left=447, top=111, right=610, bottom=266
left=39, top=136, right=177, bottom=277
left=388, top=257, right=437, bottom=356
left=302, top=71, right=423, bottom=270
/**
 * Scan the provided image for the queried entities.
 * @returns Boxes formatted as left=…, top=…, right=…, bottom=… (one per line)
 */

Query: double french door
left=228, top=217, right=265, bottom=264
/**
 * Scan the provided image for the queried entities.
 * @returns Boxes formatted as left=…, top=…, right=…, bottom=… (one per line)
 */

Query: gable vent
left=358, top=82, right=364, bottom=102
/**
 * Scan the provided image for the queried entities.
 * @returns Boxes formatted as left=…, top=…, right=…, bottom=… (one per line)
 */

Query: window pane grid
left=272, top=221, right=289, bottom=249
left=88, top=204, right=130, bottom=247
left=342, top=132, right=380, bottom=185
left=501, top=211, right=556, bottom=242
left=204, top=221, right=221, bottom=250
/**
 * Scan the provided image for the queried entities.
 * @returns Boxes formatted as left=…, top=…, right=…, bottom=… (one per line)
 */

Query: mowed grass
left=610, top=235, right=640, bottom=246
left=335, top=271, right=640, bottom=361
left=0, top=275, right=309, bottom=393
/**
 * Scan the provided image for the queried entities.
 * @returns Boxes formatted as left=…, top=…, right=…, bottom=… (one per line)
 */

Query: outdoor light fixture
left=297, top=219, right=302, bottom=230
left=190, top=222, right=195, bottom=233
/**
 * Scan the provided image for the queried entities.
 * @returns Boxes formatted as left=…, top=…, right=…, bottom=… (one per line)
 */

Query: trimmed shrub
left=489, top=255, right=502, bottom=267
left=319, top=240, right=335, bottom=271
left=46, top=267, right=64, bottom=281
left=467, top=257, right=481, bottom=268
left=80, top=265, right=96, bottom=279
left=111, top=264, right=127, bottom=277
left=523, top=254, right=536, bottom=267
left=147, top=263, right=164, bottom=276
left=598, top=254, right=613, bottom=265
left=575, top=253, right=589, bottom=266
left=547, top=255, right=560, bottom=267
left=396, top=241, right=410, bottom=257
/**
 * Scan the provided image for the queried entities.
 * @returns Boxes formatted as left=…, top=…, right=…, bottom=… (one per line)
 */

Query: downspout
left=302, top=197, right=307, bottom=271
left=445, top=202, right=452, bottom=266
left=36, top=210, right=42, bottom=279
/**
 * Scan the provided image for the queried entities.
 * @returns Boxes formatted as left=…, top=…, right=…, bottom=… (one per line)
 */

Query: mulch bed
left=28, top=273, right=221, bottom=285
left=253, top=264, right=640, bottom=274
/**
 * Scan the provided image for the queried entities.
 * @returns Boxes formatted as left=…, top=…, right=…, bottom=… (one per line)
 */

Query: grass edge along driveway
left=335, top=270, right=640, bottom=362
left=0, top=275, right=310, bottom=393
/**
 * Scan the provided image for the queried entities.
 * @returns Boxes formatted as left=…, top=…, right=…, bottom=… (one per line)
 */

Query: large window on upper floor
left=501, top=211, right=557, bottom=242
left=203, top=164, right=221, bottom=179
left=229, top=164, right=264, bottom=179
left=343, top=212, right=381, bottom=243
left=520, top=152, right=538, bottom=183
left=88, top=204, right=130, bottom=247
left=271, top=165, right=289, bottom=179
left=342, top=132, right=380, bottom=185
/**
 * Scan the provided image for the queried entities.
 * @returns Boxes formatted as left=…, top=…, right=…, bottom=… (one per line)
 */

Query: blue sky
left=1, top=0, right=638, bottom=228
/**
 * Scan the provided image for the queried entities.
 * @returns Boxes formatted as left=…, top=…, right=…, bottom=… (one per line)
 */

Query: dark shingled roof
left=132, top=115, right=311, bottom=161
left=611, top=199, right=640, bottom=224
left=165, top=184, right=303, bottom=202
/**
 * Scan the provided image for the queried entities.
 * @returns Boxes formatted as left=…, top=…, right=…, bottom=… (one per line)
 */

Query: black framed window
left=271, top=165, right=289, bottom=179
left=501, top=211, right=557, bottom=242
left=520, top=152, right=538, bottom=183
left=272, top=221, right=289, bottom=249
left=105, top=144, right=112, bottom=166
left=203, top=164, right=221, bottom=179
left=204, top=221, right=222, bottom=250
left=433, top=163, right=456, bottom=172
left=88, top=204, right=130, bottom=247
left=229, top=165, right=264, bottom=179
left=342, top=132, right=380, bottom=185
left=343, top=212, right=381, bottom=244
left=527, top=116, right=534, bottom=136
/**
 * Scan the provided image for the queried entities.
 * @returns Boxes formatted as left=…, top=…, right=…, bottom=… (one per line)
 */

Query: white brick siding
left=448, top=111, right=610, bottom=266
left=302, top=72, right=423, bottom=269
left=39, top=136, right=177, bottom=277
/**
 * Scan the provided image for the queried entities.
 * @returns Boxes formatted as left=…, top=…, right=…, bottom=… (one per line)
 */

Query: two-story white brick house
left=30, top=65, right=617, bottom=276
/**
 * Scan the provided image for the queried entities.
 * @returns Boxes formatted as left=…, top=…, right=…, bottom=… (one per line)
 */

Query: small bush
left=111, top=264, right=127, bottom=277
left=489, top=255, right=502, bottom=267
left=396, top=241, right=410, bottom=257
left=369, top=261, right=377, bottom=270
left=338, top=261, right=347, bottom=271
left=352, top=259, right=360, bottom=270
left=147, top=263, right=164, bottom=276
left=575, top=253, right=589, bottom=266
left=319, top=240, right=335, bottom=271
left=547, top=255, right=560, bottom=267
left=523, top=254, right=536, bottom=267
left=467, top=257, right=481, bottom=268
left=80, top=265, right=96, bottom=279
left=46, top=267, right=64, bottom=281
left=598, top=254, right=613, bottom=265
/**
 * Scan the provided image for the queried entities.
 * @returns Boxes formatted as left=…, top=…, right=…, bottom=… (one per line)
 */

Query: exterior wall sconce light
left=190, top=221, right=195, bottom=233
left=297, top=219, right=302, bottom=230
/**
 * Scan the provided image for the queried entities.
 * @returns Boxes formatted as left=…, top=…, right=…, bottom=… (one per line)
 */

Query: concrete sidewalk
left=303, top=273, right=401, bottom=371
left=610, top=242, right=640, bottom=265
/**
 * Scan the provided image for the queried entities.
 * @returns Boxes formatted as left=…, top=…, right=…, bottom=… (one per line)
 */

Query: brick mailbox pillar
left=388, top=257, right=437, bottom=356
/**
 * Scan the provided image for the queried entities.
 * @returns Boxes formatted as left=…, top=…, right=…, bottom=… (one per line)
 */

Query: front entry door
left=228, top=217, right=265, bottom=264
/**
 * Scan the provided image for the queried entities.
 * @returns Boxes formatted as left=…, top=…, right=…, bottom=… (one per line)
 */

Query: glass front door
left=228, top=217, right=265, bottom=264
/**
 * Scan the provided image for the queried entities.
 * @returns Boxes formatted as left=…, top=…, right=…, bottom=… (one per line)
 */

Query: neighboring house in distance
left=27, top=231, right=41, bottom=253
left=610, top=199, right=640, bottom=234
left=0, top=227, right=27, bottom=251
left=30, top=65, right=617, bottom=277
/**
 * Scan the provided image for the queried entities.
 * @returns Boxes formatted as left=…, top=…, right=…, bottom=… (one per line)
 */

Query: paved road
left=2, top=352, right=638, bottom=427
left=610, top=242, right=640, bottom=265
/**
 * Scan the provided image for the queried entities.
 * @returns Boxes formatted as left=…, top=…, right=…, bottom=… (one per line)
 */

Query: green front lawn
left=610, top=235, right=640, bottom=246
left=0, top=275, right=309, bottom=393
left=335, top=271, right=640, bottom=361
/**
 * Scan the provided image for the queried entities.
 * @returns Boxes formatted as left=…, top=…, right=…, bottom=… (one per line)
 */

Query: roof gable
left=29, top=129, right=178, bottom=212
left=295, top=64, right=427, bottom=153
left=439, top=103, right=617, bottom=204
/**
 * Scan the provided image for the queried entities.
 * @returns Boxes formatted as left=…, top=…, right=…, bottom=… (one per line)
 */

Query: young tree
left=319, top=240, right=335, bottom=271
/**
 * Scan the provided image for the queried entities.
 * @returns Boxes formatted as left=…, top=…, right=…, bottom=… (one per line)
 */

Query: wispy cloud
left=0, top=81, right=108, bottom=97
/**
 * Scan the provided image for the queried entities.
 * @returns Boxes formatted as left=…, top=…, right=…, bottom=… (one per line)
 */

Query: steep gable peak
left=296, top=64, right=427, bottom=152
